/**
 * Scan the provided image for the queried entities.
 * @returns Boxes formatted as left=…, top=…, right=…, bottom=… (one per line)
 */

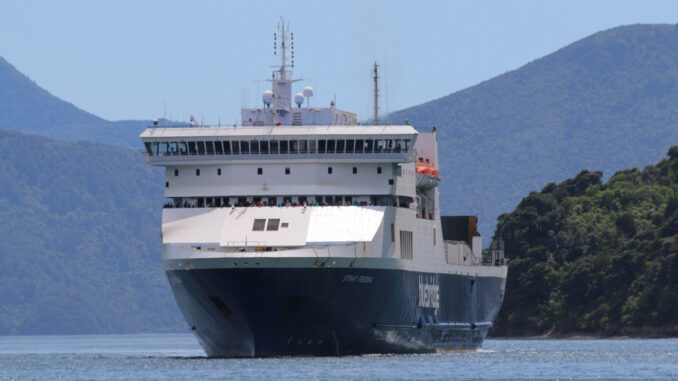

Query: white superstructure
left=139, top=18, right=503, bottom=277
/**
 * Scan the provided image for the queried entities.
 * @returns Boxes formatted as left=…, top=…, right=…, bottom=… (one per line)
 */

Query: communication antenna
left=373, top=62, right=379, bottom=125
left=274, top=17, right=293, bottom=80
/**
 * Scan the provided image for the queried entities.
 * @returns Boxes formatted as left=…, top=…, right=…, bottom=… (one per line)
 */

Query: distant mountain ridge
left=0, top=57, right=149, bottom=148
left=0, top=128, right=184, bottom=334
left=391, top=24, right=678, bottom=239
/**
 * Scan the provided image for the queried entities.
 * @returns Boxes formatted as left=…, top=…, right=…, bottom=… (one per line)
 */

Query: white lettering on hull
left=418, top=275, right=439, bottom=311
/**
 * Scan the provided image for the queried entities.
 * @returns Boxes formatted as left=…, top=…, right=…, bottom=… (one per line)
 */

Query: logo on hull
left=418, top=275, right=439, bottom=311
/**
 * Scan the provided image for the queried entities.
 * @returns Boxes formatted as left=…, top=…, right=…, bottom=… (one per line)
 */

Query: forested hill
left=0, top=128, right=184, bottom=334
left=0, top=57, right=150, bottom=148
left=492, top=146, right=678, bottom=337
left=391, top=24, right=678, bottom=240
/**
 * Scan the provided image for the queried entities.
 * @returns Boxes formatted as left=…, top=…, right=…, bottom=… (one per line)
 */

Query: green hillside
left=0, top=57, right=150, bottom=148
left=391, top=24, right=678, bottom=239
left=0, top=128, right=184, bottom=334
left=492, top=147, right=678, bottom=336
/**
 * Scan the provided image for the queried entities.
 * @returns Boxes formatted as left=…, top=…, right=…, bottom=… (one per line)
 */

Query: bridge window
left=353, top=167, right=358, bottom=174
left=147, top=136, right=413, bottom=159
left=285, top=167, right=290, bottom=175
left=328, top=167, right=333, bottom=174
left=355, top=139, right=364, bottom=153
left=345, top=139, right=354, bottom=153
left=336, top=139, right=345, bottom=153
left=364, top=139, right=374, bottom=153
left=374, top=140, right=383, bottom=153
left=173, top=142, right=182, bottom=155
left=383, top=140, right=392, bottom=153
left=174, top=169, right=178, bottom=176
left=217, top=168, right=222, bottom=175
left=196, top=169, right=200, bottom=176
left=377, top=167, right=382, bottom=174
left=258, top=168, right=263, bottom=175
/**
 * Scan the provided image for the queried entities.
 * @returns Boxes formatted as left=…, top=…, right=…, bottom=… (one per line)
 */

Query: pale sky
left=1, top=0, right=677, bottom=123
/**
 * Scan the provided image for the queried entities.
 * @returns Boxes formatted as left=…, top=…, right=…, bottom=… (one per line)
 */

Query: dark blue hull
left=166, top=267, right=506, bottom=357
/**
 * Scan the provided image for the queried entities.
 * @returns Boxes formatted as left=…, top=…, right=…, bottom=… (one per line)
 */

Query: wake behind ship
left=140, top=20, right=507, bottom=357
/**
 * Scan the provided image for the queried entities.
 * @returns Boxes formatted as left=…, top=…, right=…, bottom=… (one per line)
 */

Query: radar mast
left=270, top=17, right=299, bottom=123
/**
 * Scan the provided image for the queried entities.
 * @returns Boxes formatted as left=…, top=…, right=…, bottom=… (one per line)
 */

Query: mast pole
left=373, top=62, right=379, bottom=125
left=280, top=18, right=286, bottom=80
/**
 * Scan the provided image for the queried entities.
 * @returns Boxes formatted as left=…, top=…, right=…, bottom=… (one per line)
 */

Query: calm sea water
left=0, top=334, right=676, bottom=380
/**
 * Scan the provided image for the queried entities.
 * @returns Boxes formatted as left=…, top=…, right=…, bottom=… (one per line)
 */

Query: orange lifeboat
left=415, top=158, right=441, bottom=189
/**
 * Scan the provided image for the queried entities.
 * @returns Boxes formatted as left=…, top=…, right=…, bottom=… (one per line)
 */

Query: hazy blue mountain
left=0, top=128, right=184, bottom=334
left=0, top=57, right=152, bottom=148
left=391, top=24, right=678, bottom=240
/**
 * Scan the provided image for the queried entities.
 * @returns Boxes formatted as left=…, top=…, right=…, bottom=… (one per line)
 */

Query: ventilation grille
left=400, top=230, right=413, bottom=260
left=292, top=112, right=302, bottom=126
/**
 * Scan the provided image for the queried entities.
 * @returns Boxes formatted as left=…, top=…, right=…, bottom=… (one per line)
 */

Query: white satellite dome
left=294, top=93, right=304, bottom=108
left=262, top=90, right=273, bottom=106
left=303, top=86, right=314, bottom=97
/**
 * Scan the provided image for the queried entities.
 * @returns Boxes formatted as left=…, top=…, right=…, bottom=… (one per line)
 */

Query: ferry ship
left=140, top=21, right=507, bottom=357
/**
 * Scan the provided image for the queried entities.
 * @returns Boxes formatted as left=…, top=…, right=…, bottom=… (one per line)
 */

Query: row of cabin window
left=165, top=195, right=410, bottom=207
left=175, top=166, right=381, bottom=177
left=146, top=138, right=411, bottom=157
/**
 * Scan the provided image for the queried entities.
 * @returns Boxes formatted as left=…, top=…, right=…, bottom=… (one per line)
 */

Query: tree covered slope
left=0, top=128, right=184, bottom=334
left=492, top=147, right=678, bottom=336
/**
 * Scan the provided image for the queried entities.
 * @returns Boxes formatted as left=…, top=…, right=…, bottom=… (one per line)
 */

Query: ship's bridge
left=141, top=125, right=418, bottom=165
